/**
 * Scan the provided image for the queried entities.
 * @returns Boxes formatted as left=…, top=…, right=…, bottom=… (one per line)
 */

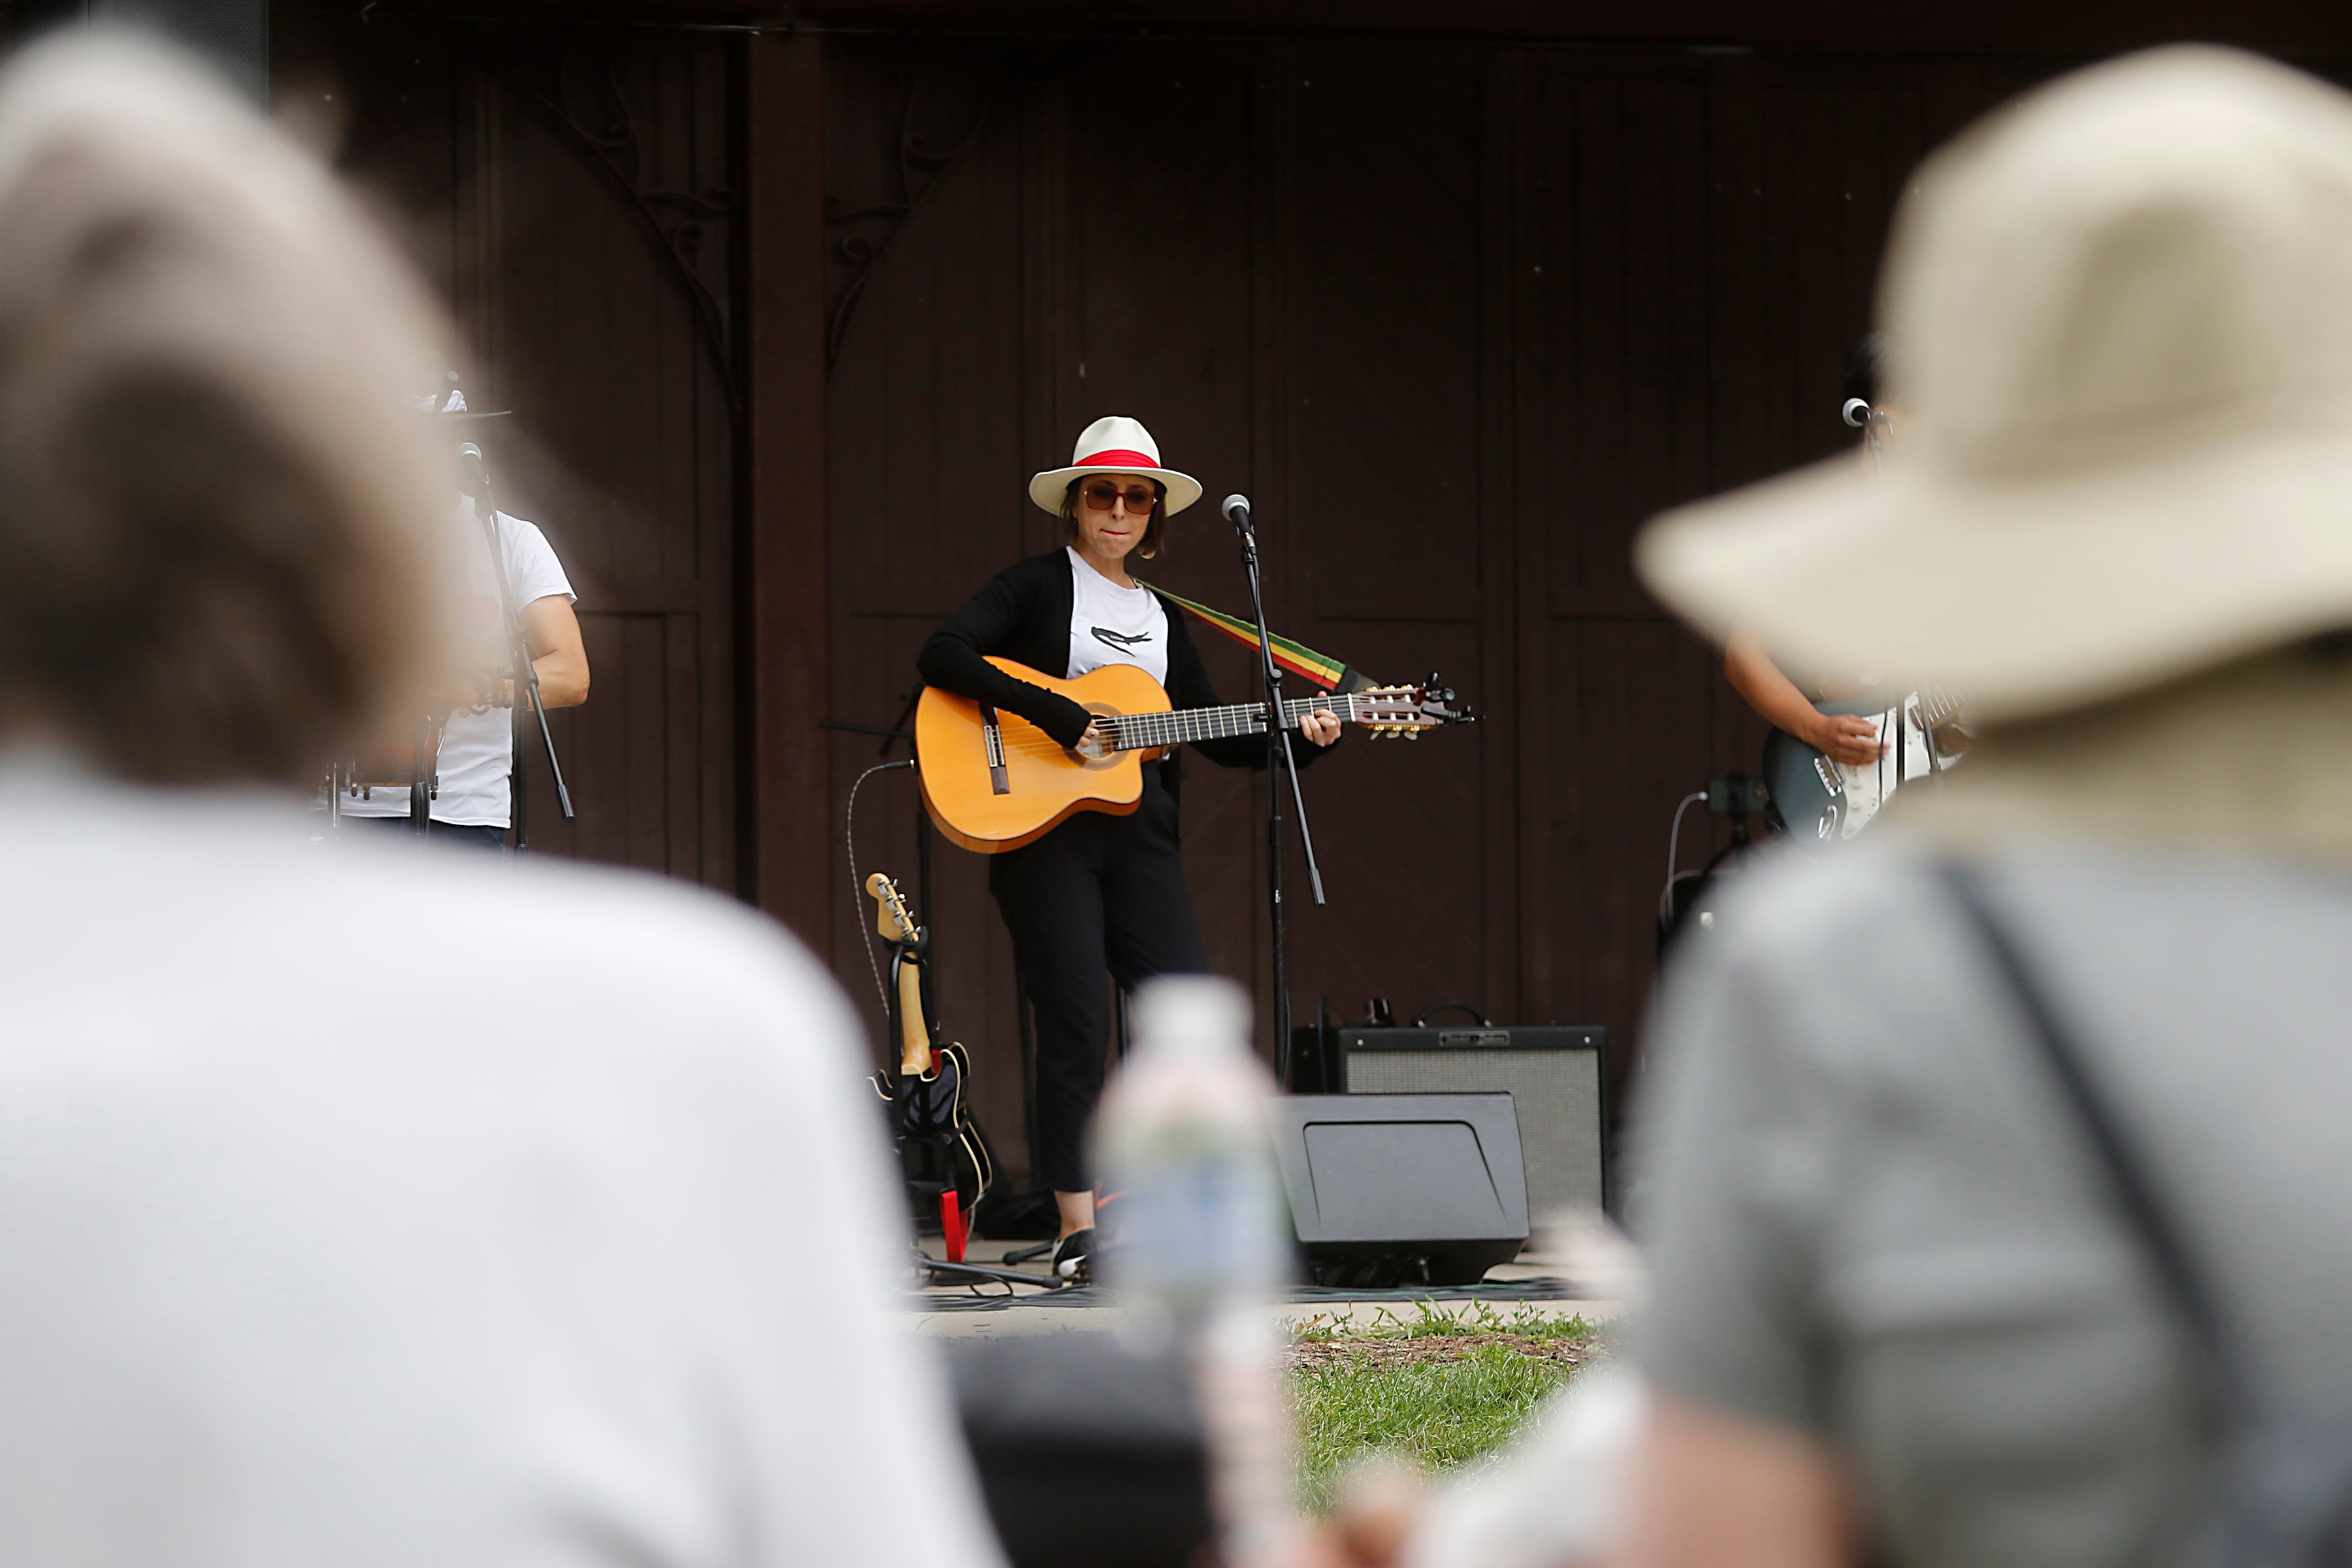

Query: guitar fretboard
left=1107, top=691, right=1371, bottom=751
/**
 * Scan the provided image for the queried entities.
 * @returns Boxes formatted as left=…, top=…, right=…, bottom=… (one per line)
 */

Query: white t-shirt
left=1064, top=545, right=1169, bottom=687
left=342, top=500, right=576, bottom=827
left=0, top=749, right=1004, bottom=1568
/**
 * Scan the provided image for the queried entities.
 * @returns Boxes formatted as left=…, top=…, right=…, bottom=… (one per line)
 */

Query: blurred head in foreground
left=1610, top=47, right=2352, bottom=1568
left=0, top=32, right=446, bottom=787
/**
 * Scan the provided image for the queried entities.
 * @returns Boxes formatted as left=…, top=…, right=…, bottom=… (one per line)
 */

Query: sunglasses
left=1080, top=480, right=1160, bottom=514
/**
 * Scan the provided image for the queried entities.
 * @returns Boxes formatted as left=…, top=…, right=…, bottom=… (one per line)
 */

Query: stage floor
left=902, top=1235, right=1629, bottom=1338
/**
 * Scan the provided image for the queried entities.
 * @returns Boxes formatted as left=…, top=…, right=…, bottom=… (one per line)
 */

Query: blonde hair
left=0, top=34, right=451, bottom=784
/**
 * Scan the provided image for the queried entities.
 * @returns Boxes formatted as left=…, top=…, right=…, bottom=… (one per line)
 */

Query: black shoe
left=1051, top=1227, right=1096, bottom=1283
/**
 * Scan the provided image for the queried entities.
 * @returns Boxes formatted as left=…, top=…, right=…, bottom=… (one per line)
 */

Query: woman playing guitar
left=916, top=416, right=1340, bottom=1282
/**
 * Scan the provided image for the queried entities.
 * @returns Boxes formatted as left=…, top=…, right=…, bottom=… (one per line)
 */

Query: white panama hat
left=1637, top=47, right=2352, bottom=724
left=1028, top=415, right=1203, bottom=517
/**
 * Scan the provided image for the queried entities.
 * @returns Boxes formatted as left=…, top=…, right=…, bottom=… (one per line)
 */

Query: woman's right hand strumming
left=1073, top=718, right=1116, bottom=760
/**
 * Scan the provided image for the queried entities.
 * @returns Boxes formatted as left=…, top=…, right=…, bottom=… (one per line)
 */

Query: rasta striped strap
left=1145, top=585, right=1372, bottom=694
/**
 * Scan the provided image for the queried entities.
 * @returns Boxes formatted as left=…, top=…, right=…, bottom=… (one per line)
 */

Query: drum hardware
left=315, top=711, right=443, bottom=840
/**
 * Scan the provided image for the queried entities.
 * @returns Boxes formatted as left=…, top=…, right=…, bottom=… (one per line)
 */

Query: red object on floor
left=939, top=1190, right=966, bottom=1263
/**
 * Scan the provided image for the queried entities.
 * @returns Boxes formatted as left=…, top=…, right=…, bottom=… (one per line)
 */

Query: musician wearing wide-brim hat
left=918, top=415, right=1341, bottom=1281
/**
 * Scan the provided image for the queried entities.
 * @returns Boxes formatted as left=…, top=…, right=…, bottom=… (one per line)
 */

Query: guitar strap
left=1145, top=584, right=1373, bottom=694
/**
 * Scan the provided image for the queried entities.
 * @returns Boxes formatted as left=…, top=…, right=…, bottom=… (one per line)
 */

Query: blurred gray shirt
left=1631, top=653, right=2352, bottom=1568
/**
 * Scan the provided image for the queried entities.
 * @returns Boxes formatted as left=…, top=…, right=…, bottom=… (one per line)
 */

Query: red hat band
left=1073, top=449, right=1160, bottom=471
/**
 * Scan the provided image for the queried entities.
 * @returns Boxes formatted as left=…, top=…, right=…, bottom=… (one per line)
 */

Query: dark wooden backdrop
left=817, top=36, right=2059, bottom=1169
left=274, top=3, right=2342, bottom=1187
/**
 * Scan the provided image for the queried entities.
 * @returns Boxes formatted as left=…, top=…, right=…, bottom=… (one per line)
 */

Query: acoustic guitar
left=914, top=657, right=1473, bottom=853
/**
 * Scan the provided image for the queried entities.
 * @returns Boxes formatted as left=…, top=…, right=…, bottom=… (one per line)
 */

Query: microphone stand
left=461, top=448, right=574, bottom=847
left=1231, top=497, right=1325, bottom=1085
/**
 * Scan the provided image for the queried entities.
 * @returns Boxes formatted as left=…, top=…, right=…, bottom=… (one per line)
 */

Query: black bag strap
left=1938, top=862, right=2252, bottom=1426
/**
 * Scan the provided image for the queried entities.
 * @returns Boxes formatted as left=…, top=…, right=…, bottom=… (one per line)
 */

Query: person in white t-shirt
left=0, top=37, right=1005, bottom=1568
left=338, top=485, right=589, bottom=850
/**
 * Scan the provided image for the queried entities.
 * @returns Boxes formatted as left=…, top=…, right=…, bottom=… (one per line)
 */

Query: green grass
left=1288, top=1303, right=1600, bottom=1513
left=1293, top=1344, right=1575, bottom=1511
left=1290, top=1299, right=1597, bottom=1344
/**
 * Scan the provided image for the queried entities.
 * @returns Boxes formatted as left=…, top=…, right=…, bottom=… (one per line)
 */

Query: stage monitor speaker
left=1266, top=1093, right=1529, bottom=1287
left=1339, top=1026, right=1609, bottom=1216
left=12, top=0, right=266, bottom=105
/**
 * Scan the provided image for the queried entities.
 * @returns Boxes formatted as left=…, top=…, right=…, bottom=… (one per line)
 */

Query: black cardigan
left=917, top=549, right=1330, bottom=783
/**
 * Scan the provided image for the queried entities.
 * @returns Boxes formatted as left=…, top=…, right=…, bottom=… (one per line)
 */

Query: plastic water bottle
left=1096, top=975, right=1296, bottom=1568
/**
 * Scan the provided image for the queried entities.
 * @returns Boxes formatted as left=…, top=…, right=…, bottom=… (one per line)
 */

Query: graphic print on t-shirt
left=1065, top=546, right=1170, bottom=687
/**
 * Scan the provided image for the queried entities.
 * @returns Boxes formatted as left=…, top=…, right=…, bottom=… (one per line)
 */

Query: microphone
left=1842, top=397, right=1894, bottom=433
left=456, top=441, right=487, bottom=498
left=1222, top=493, right=1252, bottom=529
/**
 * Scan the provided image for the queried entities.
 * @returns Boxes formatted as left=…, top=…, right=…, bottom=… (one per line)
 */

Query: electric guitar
left=914, top=657, right=1474, bottom=853
left=1762, top=689, right=1968, bottom=841
left=862, top=873, right=994, bottom=1236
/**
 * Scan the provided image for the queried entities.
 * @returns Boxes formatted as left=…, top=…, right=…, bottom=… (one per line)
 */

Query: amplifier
left=1337, top=1026, right=1609, bottom=1215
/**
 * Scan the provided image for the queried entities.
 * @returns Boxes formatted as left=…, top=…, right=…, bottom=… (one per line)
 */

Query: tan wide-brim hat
left=1636, top=46, right=2352, bottom=723
left=1028, top=415, right=1203, bottom=517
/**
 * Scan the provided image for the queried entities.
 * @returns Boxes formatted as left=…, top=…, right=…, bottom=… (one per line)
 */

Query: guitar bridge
left=978, top=704, right=1011, bottom=796
left=1812, top=756, right=1843, bottom=796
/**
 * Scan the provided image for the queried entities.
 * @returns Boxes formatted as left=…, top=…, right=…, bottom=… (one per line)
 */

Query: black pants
left=990, top=774, right=1209, bottom=1193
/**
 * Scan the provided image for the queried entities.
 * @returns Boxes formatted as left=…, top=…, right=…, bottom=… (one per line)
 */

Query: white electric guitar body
left=1763, top=689, right=1968, bottom=842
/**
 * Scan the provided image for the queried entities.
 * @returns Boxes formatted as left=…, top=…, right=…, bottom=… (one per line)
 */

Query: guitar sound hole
left=1078, top=704, right=1125, bottom=768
